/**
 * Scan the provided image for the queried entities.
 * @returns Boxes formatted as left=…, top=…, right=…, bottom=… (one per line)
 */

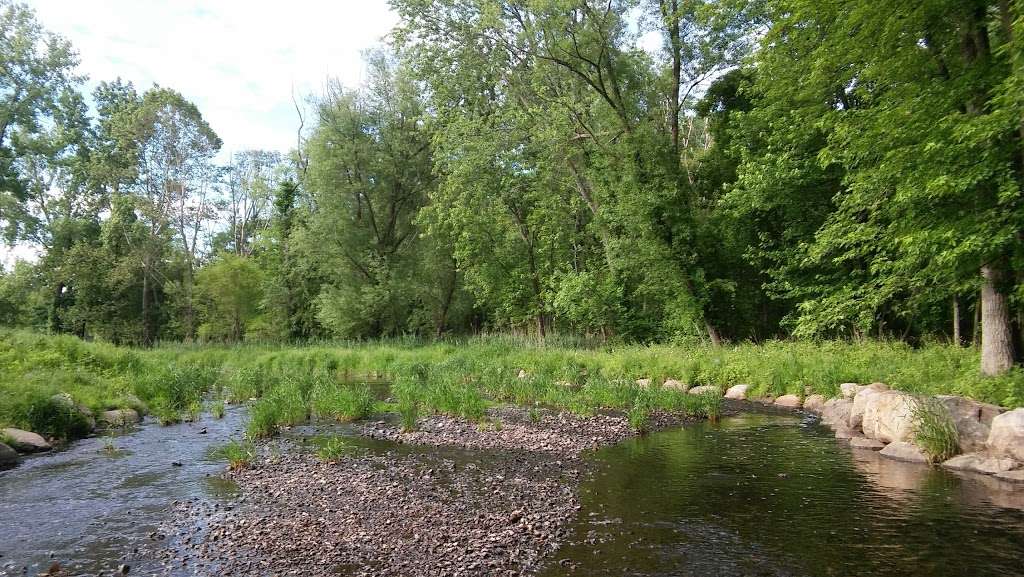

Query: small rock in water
left=198, top=428, right=208, bottom=435
left=171, top=461, right=183, bottom=467
left=118, top=563, right=130, bottom=575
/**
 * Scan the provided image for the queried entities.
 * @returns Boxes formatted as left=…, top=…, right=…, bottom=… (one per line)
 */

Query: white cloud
left=25, top=0, right=398, bottom=156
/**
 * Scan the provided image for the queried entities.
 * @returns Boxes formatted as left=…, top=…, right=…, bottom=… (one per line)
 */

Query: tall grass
left=912, top=397, right=960, bottom=463
left=4, top=329, right=1024, bottom=441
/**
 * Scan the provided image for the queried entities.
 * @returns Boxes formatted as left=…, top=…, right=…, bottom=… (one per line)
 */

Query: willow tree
left=392, top=0, right=761, bottom=341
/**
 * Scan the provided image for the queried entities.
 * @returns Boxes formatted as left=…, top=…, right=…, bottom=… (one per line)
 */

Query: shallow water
left=544, top=412, right=1024, bottom=577
left=0, top=407, right=245, bottom=576
left=3, top=408, right=1024, bottom=576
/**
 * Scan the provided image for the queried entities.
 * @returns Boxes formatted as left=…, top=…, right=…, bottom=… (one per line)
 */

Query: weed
left=912, top=397, right=960, bottom=463
left=315, top=437, right=350, bottom=462
left=210, top=401, right=226, bottom=419
left=213, top=439, right=255, bottom=470
left=627, top=394, right=652, bottom=433
left=310, top=382, right=375, bottom=422
left=398, top=397, right=419, bottom=432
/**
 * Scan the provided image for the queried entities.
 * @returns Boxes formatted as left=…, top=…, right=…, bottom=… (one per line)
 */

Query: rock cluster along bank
left=635, top=376, right=1024, bottom=484
left=159, top=407, right=653, bottom=577
left=808, top=383, right=1024, bottom=482
left=0, top=395, right=145, bottom=467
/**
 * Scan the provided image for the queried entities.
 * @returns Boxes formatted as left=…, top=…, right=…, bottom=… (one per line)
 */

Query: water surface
left=544, top=413, right=1024, bottom=577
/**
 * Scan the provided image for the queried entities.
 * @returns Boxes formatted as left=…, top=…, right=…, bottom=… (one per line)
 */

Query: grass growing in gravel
left=912, top=398, right=961, bottom=463
left=213, top=440, right=256, bottom=470
left=4, top=329, right=1024, bottom=441
left=315, top=437, right=351, bottom=462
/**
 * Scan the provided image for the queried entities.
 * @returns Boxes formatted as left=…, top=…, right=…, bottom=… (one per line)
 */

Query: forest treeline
left=1, top=0, right=1023, bottom=375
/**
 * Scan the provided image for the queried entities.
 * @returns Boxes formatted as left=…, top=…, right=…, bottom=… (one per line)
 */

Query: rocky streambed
left=154, top=407, right=680, bottom=577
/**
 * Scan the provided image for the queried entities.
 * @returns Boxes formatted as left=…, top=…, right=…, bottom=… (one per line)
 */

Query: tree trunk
left=953, top=295, right=962, bottom=345
left=705, top=320, right=722, bottom=347
left=981, top=264, right=1015, bottom=375
left=141, top=269, right=153, bottom=347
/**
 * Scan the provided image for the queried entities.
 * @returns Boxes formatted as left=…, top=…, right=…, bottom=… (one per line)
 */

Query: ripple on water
left=543, top=412, right=1024, bottom=577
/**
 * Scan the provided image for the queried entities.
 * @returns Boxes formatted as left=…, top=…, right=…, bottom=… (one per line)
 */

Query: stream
left=2, top=409, right=1024, bottom=576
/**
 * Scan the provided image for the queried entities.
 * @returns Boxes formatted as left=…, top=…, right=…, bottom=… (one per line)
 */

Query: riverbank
left=2, top=329, right=1023, bottom=458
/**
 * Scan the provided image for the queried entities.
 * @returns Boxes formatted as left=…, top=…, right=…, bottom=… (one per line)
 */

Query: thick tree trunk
left=953, top=295, right=962, bottom=345
left=981, top=264, right=1015, bottom=375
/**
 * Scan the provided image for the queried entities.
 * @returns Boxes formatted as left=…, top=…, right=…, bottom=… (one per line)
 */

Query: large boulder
left=820, top=398, right=853, bottom=428
left=861, top=391, right=918, bottom=444
left=849, top=383, right=890, bottom=430
left=724, top=384, right=750, bottom=400
left=879, top=441, right=929, bottom=464
left=662, top=379, right=687, bottom=392
left=688, top=385, right=720, bottom=396
left=987, top=408, right=1024, bottom=462
left=935, top=395, right=1004, bottom=453
left=0, top=442, right=18, bottom=466
left=994, top=469, right=1024, bottom=483
left=803, top=394, right=826, bottom=414
left=2, top=428, right=51, bottom=453
left=942, top=452, right=1019, bottom=476
left=774, top=394, right=802, bottom=408
left=99, top=409, right=141, bottom=428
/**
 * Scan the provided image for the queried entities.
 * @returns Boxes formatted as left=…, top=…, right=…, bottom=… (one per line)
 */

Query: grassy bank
left=2, top=330, right=1022, bottom=441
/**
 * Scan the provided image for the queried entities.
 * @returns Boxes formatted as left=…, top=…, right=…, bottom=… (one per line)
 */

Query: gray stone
left=839, top=383, right=862, bottom=399
left=662, top=379, right=688, bottom=392
left=2, top=428, right=51, bottom=453
left=850, top=437, right=886, bottom=450
left=879, top=441, right=930, bottom=464
left=861, top=391, right=918, bottom=444
left=835, top=426, right=857, bottom=440
left=635, top=378, right=652, bottom=388
left=993, top=469, right=1024, bottom=483
left=942, top=452, right=1020, bottom=475
left=688, top=385, right=720, bottom=396
left=936, top=395, right=1004, bottom=453
left=774, top=394, right=802, bottom=408
left=0, top=442, right=18, bottom=466
left=821, top=398, right=853, bottom=428
left=803, top=394, right=826, bottom=414
left=987, top=408, right=1024, bottom=462
left=724, top=384, right=751, bottom=400
left=99, top=409, right=141, bottom=427
left=849, top=383, right=889, bottom=430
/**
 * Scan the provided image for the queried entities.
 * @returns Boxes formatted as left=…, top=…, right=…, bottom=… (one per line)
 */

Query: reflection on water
left=0, top=407, right=245, bottom=576
left=543, top=413, right=1024, bottom=577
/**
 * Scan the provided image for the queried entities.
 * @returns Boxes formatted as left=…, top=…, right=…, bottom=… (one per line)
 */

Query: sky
left=26, top=0, right=399, bottom=156
left=2, top=1, right=397, bottom=266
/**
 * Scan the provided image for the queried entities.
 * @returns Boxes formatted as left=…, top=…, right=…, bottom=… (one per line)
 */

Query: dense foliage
left=2, top=0, right=1024, bottom=378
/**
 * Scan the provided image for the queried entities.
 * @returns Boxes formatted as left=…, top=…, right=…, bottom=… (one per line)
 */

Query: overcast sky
left=26, top=0, right=399, bottom=156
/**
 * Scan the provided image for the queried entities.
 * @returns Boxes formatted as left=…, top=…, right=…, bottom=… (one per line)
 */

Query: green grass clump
left=210, top=401, right=226, bottom=419
left=315, top=437, right=350, bottom=462
left=627, top=395, right=652, bottom=433
left=398, top=397, right=420, bottom=432
left=213, top=439, right=255, bottom=470
left=912, top=397, right=960, bottom=463
left=310, top=382, right=375, bottom=422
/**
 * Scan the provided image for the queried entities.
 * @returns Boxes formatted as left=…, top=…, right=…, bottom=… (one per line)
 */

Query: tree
left=738, top=0, right=1023, bottom=373
left=195, top=253, right=263, bottom=342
